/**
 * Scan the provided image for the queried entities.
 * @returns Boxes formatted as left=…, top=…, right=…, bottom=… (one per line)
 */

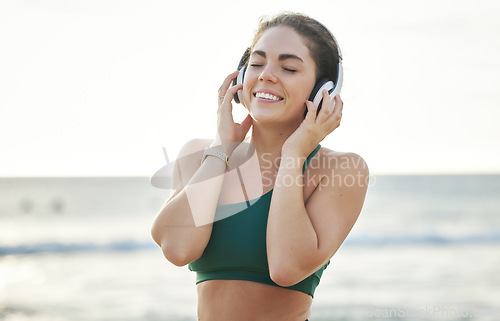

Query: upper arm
left=305, top=152, right=369, bottom=268
left=165, top=138, right=212, bottom=203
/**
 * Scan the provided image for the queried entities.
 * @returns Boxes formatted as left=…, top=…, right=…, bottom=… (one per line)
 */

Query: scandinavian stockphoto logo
left=150, top=144, right=371, bottom=226
left=150, top=143, right=263, bottom=226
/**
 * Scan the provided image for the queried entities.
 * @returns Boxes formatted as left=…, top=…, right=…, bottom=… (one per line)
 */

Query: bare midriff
left=197, top=279, right=312, bottom=321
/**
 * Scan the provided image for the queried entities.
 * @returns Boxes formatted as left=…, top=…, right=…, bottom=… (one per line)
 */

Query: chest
left=218, top=151, right=320, bottom=207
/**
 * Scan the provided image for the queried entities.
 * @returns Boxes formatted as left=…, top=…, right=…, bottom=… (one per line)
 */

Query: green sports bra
left=188, top=144, right=328, bottom=297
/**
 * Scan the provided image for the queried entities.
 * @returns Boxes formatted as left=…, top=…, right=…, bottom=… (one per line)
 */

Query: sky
left=1, top=0, right=499, bottom=176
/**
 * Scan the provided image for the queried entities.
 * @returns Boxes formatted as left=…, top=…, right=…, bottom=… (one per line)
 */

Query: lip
left=252, top=89, right=284, bottom=102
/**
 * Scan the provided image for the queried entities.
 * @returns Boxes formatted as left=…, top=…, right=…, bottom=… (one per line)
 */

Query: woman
left=151, top=13, right=369, bottom=321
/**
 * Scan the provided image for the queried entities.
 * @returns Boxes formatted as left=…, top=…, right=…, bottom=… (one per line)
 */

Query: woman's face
left=241, top=26, right=317, bottom=124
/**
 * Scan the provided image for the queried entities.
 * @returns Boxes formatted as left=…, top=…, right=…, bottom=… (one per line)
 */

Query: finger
left=315, top=90, right=333, bottom=123
left=325, top=95, right=343, bottom=128
left=331, top=94, right=343, bottom=118
left=218, top=70, right=240, bottom=97
left=218, top=83, right=243, bottom=118
left=221, top=83, right=243, bottom=104
left=304, top=100, right=318, bottom=123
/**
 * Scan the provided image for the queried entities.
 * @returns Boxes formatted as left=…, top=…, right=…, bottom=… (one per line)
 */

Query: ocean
left=1, top=175, right=499, bottom=321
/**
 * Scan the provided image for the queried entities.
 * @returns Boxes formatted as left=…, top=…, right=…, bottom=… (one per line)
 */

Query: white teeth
left=255, top=92, right=281, bottom=101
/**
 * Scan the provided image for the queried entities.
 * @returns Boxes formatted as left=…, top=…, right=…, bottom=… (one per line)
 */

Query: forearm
left=267, top=154, right=321, bottom=281
left=151, top=154, right=227, bottom=266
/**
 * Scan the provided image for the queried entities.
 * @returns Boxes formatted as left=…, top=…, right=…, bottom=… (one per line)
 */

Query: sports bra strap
left=302, top=144, right=321, bottom=174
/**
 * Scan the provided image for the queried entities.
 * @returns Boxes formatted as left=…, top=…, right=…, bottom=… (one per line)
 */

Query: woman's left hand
left=282, top=90, right=343, bottom=157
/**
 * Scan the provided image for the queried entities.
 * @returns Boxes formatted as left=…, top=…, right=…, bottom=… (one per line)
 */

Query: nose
left=258, top=64, right=278, bottom=83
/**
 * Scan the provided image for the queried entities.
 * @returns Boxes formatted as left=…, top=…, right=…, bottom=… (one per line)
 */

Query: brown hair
left=248, top=12, right=341, bottom=82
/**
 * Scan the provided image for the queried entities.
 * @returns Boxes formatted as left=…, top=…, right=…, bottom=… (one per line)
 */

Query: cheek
left=303, top=78, right=317, bottom=101
left=241, top=82, right=251, bottom=108
left=291, top=80, right=315, bottom=103
left=241, top=72, right=257, bottom=107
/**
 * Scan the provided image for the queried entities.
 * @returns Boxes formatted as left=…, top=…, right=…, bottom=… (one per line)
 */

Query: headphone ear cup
left=309, top=79, right=334, bottom=108
left=232, top=66, right=246, bottom=104
left=232, top=48, right=250, bottom=104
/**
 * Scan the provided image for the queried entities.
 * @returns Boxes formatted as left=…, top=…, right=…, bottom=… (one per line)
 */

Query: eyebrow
left=252, top=50, right=304, bottom=62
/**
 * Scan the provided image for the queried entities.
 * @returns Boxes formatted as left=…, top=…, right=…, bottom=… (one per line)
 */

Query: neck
left=248, top=118, right=302, bottom=164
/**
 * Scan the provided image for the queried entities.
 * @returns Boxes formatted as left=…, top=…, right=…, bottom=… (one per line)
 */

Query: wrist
left=201, top=146, right=230, bottom=170
left=211, top=136, right=222, bottom=148
left=211, top=139, right=238, bottom=157
left=278, top=153, right=306, bottom=171
left=281, top=145, right=307, bottom=160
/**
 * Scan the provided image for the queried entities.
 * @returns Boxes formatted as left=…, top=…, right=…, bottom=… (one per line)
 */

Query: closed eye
left=283, top=67, right=297, bottom=73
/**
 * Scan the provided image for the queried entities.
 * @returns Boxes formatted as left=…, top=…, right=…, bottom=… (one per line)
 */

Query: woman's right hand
left=215, top=70, right=253, bottom=156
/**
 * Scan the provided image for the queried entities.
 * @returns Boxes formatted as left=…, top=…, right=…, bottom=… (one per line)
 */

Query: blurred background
left=1, top=0, right=499, bottom=320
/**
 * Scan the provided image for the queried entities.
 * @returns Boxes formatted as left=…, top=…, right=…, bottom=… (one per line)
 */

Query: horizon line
left=1, top=171, right=500, bottom=179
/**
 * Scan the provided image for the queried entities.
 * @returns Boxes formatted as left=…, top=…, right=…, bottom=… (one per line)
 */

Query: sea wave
left=0, top=240, right=157, bottom=255
left=1, top=232, right=500, bottom=255
left=344, top=232, right=500, bottom=246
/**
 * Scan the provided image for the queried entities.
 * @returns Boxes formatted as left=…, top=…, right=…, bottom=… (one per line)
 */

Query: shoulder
left=165, top=138, right=215, bottom=200
left=173, top=138, right=214, bottom=177
left=316, top=147, right=369, bottom=175
left=177, top=138, right=213, bottom=158
left=309, top=147, right=369, bottom=193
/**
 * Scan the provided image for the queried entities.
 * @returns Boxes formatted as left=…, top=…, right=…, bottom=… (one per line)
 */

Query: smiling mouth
left=254, top=92, right=283, bottom=101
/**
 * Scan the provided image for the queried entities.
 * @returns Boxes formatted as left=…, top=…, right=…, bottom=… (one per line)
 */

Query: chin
left=249, top=110, right=277, bottom=122
left=252, top=110, right=300, bottom=127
